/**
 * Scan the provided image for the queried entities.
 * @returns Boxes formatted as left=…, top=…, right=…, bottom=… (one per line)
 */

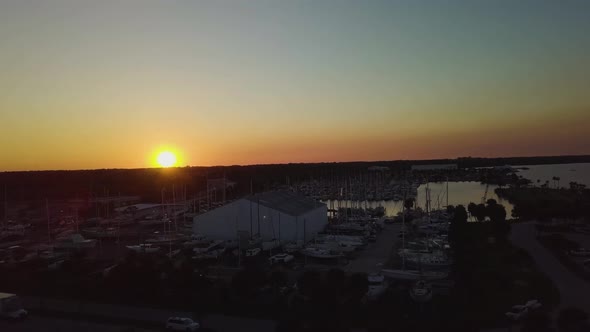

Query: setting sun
left=156, top=151, right=177, bottom=168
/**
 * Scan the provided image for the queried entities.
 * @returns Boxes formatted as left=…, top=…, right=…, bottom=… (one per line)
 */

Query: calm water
left=324, top=162, right=590, bottom=217
left=517, top=163, right=590, bottom=188
left=324, top=181, right=513, bottom=217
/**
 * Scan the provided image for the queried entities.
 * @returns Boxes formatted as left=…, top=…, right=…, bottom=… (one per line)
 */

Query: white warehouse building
left=193, top=191, right=327, bottom=244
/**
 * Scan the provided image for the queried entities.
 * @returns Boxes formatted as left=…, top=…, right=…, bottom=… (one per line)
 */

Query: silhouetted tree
left=486, top=201, right=507, bottom=223
left=552, top=176, right=561, bottom=189
left=474, top=203, right=487, bottom=222
left=449, top=205, right=468, bottom=248
left=446, top=204, right=456, bottom=216
left=404, top=197, right=415, bottom=210
left=452, top=205, right=468, bottom=224
left=467, top=202, right=477, bottom=221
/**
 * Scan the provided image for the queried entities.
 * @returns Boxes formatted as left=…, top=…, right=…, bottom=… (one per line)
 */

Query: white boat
left=38, top=250, right=67, bottom=261
left=401, top=252, right=452, bottom=269
left=126, top=244, right=160, bottom=253
left=316, top=234, right=367, bottom=244
left=269, top=253, right=295, bottom=265
left=145, top=233, right=189, bottom=245
left=224, top=239, right=239, bottom=249
left=99, top=218, right=134, bottom=226
left=314, top=241, right=357, bottom=253
left=81, top=227, right=117, bottom=239
left=245, top=247, right=261, bottom=257
left=367, top=274, right=387, bottom=300
left=569, top=248, right=590, bottom=257
left=398, top=248, right=431, bottom=255
left=262, top=239, right=280, bottom=251
left=283, top=241, right=303, bottom=253
left=193, top=248, right=225, bottom=260
left=54, top=234, right=97, bottom=250
left=48, top=259, right=65, bottom=270
left=167, top=249, right=182, bottom=258
left=204, top=248, right=225, bottom=259
left=138, top=218, right=170, bottom=226
left=300, top=247, right=343, bottom=259
left=409, top=280, right=432, bottom=303
left=183, top=234, right=209, bottom=247
left=248, top=235, right=262, bottom=247
left=192, top=240, right=224, bottom=254
left=381, top=269, right=448, bottom=281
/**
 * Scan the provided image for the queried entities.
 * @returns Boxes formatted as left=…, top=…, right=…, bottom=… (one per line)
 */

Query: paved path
left=510, top=222, right=590, bottom=312
left=0, top=316, right=156, bottom=332
left=22, top=296, right=276, bottom=332
left=345, top=223, right=400, bottom=273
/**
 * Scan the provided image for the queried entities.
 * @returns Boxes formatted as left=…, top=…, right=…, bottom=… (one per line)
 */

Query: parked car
left=569, top=248, right=590, bottom=257
left=505, top=307, right=528, bottom=320
left=268, top=253, right=294, bottom=265
left=245, top=248, right=261, bottom=257
left=525, top=299, right=542, bottom=310
left=166, top=317, right=200, bottom=331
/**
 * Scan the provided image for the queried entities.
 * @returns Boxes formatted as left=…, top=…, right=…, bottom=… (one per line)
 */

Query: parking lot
left=345, top=223, right=401, bottom=273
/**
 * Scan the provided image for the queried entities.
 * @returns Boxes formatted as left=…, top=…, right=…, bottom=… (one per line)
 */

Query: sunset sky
left=1, top=0, right=589, bottom=171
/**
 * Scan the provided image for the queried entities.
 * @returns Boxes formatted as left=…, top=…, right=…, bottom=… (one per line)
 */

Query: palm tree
left=552, top=176, right=561, bottom=189
left=467, top=202, right=477, bottom=221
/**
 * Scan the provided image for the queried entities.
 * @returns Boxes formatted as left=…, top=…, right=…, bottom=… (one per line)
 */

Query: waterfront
left=324, top=162, right=590, bottom=217
left=517, top=163, right=590, bottom=188
left=324, top=181, right=513, bottom=217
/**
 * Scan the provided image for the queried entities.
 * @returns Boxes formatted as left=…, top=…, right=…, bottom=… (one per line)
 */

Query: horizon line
left=1, top=154, right=589, bottom=173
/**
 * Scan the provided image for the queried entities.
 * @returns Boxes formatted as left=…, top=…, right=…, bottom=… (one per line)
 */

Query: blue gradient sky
left=1, top=0, right=589, bottom=170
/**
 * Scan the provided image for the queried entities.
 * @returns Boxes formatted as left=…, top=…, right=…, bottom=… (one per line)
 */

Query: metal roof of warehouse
left=245, top=190, right=325, bottom=216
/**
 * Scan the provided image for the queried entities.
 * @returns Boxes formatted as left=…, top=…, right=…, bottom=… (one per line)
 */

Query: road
left=345, top=223, right=401, bottom=273
left=510, top=222, right=590, bottom=312
left=21, top=296, right=276, bottom=332
left=0, top=315, right=155, bottom=332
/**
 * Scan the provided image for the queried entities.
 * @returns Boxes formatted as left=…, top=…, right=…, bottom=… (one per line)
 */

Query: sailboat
left=381, top=268, right=448, bottom=281
left=299, top=246, right=343, bottom=259
left=126, top=243, right=160, bottom=254
left=400, top=251, right=452, bottom=269
left=381, top=183, right=449, bottom=281
left=53, top=234, right=96, bottom=250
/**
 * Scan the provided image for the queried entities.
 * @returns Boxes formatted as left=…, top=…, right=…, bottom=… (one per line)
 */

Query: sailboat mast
left=446, top=177, right=449, bottom=208
left=402, top=184, right=406, bottom=269
left=3, top=185, right=7, bottom=225
left=257, top=198, right=260, bottom=235
left=46, top=198, right=51, bottom=240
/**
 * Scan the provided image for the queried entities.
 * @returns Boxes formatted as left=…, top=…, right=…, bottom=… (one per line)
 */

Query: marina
left=0, top=161, right=588, bottom=330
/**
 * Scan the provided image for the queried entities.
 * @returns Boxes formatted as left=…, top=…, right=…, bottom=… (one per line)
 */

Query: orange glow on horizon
left=156, top=151, right=177, bottom=167
left=151, top=148, right=184, bottom=168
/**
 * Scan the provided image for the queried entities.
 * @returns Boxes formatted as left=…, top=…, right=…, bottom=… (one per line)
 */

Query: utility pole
left=446, top=177, right=449, bottom=208
left=3, top=185, right=7, bottom=226
left=46, top=198, right=51, bottom=240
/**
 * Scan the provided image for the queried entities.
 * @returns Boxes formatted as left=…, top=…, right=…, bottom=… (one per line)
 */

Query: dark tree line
left=496, top=187, right=590, bottom=221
